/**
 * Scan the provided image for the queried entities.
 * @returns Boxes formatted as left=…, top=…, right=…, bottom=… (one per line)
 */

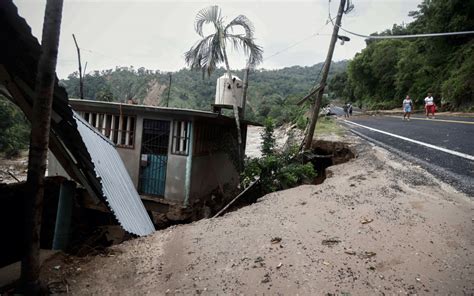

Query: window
left=194, top=123, right=222, bottom=155
left=172, top=120, right=190, bottom=155
left=81, top=112, right=136, bottom=148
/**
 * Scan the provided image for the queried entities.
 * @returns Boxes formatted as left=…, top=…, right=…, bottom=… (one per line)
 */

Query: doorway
left=139, top=119, right=170, bottom=196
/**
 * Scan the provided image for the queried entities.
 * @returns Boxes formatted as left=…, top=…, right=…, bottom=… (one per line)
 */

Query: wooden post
left=72, top=34, right=84, bottom=100
left=166, top=73, right=171, bottom=107
left=304, top=0, right=346, bottom=150
left=21, top=0, right=64, bottom=293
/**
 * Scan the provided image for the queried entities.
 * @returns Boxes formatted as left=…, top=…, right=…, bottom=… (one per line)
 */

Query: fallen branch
left=7, top=170, right=21, bottom=182
left=212, top=177, right=260, bottom=218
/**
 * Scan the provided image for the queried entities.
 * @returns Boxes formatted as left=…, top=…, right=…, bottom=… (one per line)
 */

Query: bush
left=242, top=118, right=316, bottom=193
left=0, top=96, right=30, bottom=157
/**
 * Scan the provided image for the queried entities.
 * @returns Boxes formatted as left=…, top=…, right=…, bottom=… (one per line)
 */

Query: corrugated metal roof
left=74, top=113, right=155, bottom=236
left=0, top=0, right=154, bottom=236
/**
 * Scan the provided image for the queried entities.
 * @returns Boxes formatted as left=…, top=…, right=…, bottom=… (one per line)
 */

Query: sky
left=14, top=0, right=421, bottom=79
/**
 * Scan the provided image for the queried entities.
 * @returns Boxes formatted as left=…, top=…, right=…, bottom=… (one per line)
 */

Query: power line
left=262, top=17, right=335, bottom=62
left=339, top=26, right=474, bottom=39
left=328, top=0, right=474, bottom=40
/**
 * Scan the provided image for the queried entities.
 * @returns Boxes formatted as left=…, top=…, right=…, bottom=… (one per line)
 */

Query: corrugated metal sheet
left=74, top=113, right=155, bottom=236
left=0, top=1, right=154, bottom=237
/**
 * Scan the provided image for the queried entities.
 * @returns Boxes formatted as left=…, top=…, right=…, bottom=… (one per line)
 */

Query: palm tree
left=185, top=5, right=263, bottom=165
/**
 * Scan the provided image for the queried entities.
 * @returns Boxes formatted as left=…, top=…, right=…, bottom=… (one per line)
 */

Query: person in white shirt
left=424, top=92, right=436, bottom=119
left=402, top=95, right=413, bottom=121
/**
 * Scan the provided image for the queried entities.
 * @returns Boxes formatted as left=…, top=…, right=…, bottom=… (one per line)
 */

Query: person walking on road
left=402, top=95, right=413, bottom=121
left=348, top=103, right=353, bottom=117
left=424, top=92, right=436, bottom=119
left=343, top=103, right=349, bottom=118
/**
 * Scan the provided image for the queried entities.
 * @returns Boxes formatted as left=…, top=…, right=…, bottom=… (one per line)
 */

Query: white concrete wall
left=116, top=116, right=143, bottom=188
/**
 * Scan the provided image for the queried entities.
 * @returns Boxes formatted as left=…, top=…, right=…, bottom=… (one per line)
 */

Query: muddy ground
left=0, top=153, right=28, bottom=184
left=41, top=134, right=473, bottom=295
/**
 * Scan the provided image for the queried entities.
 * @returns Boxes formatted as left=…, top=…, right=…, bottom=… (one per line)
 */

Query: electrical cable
left=262, top=16, right=336, bottom=62
left=339, top=26, right=474, bottom=39
left=328, top=0, right=474, bottom=39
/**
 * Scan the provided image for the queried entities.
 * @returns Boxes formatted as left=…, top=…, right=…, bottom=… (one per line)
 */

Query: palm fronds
left=195, top=5, right=223, bottom=37
left=185, top=5, right=263, bottom=76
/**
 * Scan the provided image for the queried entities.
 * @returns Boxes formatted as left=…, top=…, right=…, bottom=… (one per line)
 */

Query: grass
left=314, top=116, right=344, bottom=136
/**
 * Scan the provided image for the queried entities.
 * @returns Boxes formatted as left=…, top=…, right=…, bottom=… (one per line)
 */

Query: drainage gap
left=303, top=140, right=356, bottom=185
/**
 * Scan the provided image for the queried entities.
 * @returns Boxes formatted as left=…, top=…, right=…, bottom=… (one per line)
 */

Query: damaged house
left=49, top=74, right=251, bottom=221
left=0, top=0, right=253, bottom=283
left=0, top=1, right=251, bottom=272
left=0, top=0, right=156, bottom=270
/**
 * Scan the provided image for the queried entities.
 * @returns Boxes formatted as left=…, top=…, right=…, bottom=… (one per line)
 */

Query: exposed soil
left=39, top=133, right=474, bottom=295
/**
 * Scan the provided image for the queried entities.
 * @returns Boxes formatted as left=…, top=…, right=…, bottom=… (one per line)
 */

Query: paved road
left=341, top=115, right=474, bottom=196
left=330, top=106, right=362, bottom=116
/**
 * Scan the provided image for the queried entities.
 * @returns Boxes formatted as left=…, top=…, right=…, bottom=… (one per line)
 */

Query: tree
left=185, top=5, right=263, bottom=166
left=21, top=0, right=64, bottom=293
left=346, top=0, right=474, bottom=110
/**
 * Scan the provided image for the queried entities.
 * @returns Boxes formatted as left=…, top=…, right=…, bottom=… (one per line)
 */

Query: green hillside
left=60, top=61, right=348, bottom=124
left=330, top=0, right=474, bottom=111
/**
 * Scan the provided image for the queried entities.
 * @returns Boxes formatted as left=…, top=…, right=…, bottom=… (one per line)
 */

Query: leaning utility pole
left=72, top=34, right=84, bottom=99
left=304, top=0, right=346, bottom=150
left=21, top=0, right=64, bottom=293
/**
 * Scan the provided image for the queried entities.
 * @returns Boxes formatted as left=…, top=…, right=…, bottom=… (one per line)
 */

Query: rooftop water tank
left=215, top=74, right=243, bottom=108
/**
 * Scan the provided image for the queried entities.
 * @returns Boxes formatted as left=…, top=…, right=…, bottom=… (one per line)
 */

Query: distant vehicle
left=320, top=106, right=336, bottom=116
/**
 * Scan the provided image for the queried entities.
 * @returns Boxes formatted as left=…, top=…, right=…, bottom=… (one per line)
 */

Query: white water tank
left=215, top=74, right=243, bottom=107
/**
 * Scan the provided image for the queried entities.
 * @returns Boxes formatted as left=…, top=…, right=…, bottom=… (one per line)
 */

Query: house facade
left=48, top=99, right=248, bottom=219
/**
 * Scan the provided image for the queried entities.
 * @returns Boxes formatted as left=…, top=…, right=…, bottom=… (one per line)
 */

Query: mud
left=38, top=133, right=473, bottom=295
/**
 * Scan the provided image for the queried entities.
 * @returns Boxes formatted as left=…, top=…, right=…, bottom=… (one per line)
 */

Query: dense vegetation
left=330, top=0, right=474, bottom=110
left=0, top=95, right=30, bottom=156
left=242, top=118, right=316, bottom=193
left=60, top=61, right=347, bottom=124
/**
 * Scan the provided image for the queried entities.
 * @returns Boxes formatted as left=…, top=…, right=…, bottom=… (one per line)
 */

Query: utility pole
left=22, top=0, right=63, bottom=293
left=166, top=72, right=171, bottom=107
left=72, top=34, right=84, bottom=99
left=304, top=0, right=346, bottom=150
left=241, top=60, right=251, bottom=119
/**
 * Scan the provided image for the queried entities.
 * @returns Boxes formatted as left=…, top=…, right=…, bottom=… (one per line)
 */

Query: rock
left=322, top=238, right=341, bottom=246
left=344, top=250, right=356, bottom=255
left=261, top=273, right=271, bottom=283
left=358, top=251, right=376, bottom=259
left=271, top=237, right=282, bottom=244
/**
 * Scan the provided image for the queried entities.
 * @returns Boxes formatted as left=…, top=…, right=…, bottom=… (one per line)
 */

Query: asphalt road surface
left=341, top=114, right=474, bottom=196
left=330, top=105, right=362, bottom=116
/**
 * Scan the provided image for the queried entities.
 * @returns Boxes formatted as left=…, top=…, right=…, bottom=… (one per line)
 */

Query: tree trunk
left=304, top=0, right=346, bottom=150
left=222, top=48, right=243, bottom=170
left=21, top=0, right=64, bottom=293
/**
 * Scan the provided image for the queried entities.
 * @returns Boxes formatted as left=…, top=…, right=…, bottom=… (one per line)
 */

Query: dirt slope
left=43, top=137, right=473, bottom=295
